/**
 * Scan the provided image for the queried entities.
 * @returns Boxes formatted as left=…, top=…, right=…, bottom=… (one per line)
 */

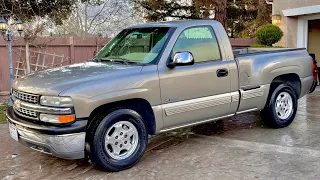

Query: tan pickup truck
left=6, top=20, right=315, bottom=171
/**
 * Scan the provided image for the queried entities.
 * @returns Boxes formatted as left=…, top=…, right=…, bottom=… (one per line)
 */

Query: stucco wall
left=273, top=0, right=320, bottom=47
left=273, top=0, right=320, bottom=13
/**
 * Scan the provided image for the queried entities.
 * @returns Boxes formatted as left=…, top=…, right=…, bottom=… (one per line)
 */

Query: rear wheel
left=87, top=109, right=148, bottom=171
left=261, top=83, right=297, bottom=128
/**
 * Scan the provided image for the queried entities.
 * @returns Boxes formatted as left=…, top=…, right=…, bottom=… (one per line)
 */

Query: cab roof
left=130, top=20, right=221, bottom=29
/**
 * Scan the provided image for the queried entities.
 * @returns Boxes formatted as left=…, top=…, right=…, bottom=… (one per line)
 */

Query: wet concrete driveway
left=2, top=89, right=320, bottom=180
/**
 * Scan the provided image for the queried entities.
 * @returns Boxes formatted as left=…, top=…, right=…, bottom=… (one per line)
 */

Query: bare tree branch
left=56, top=0, right=139, bottom=37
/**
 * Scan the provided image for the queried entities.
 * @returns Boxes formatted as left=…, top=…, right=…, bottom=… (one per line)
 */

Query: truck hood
left=12, top=61, right=142, bottom=95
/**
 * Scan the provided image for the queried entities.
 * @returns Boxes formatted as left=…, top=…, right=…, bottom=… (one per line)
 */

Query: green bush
left=0, top=105, right=7, bottom=123
left=256, top=24, right=283, bottom=46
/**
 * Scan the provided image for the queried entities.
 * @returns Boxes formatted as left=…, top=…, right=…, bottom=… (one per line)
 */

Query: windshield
left=94, top=27, right=172, bottom=65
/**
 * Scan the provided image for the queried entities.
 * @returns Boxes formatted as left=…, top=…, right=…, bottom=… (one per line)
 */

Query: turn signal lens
left=58, top=115, right=75, bottom=123
left=40, top=114, right=75, bottom=124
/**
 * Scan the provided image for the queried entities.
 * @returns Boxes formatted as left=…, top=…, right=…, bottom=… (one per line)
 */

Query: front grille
left=12, top=89, right=40, bottom=120
left=13, top=107, right=38, bottom=120
left=12, top=89, right=39, bottom=104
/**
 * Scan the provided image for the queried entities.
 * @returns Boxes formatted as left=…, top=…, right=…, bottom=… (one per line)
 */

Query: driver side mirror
left=167, top=51, right=194, bottom=68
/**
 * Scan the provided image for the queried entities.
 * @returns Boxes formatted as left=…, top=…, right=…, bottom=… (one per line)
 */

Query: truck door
left=158, top=26, right=235, bottom=129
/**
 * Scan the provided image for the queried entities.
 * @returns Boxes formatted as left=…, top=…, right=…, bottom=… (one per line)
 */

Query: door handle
left=216, top=69, right=228, bottom=77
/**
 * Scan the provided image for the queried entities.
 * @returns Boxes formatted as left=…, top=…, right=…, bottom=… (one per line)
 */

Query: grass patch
left=250, top=43, right=284, bottom=48
left=0, top=104, right=8, bottom=123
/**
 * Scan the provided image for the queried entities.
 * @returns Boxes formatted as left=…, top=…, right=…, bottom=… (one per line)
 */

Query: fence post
left=69, top=36, right=74, bottom=64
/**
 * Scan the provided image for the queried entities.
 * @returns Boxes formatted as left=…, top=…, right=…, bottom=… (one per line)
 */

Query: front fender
left=60, top=66, right=161, bottom=118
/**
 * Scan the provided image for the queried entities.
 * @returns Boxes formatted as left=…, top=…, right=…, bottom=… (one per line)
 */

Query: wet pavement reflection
left=2, top=89, right=320, bottom=179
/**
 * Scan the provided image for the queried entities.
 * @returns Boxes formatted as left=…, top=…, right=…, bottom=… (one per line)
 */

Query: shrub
left=256, top=24, right=283, bottom=46
left=0, top=104, right=8, bottom=123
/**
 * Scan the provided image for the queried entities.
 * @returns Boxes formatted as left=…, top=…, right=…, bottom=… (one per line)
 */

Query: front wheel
left=261, top=83, right=298, bottom=128
left=87, top=109, right=148, bottom=171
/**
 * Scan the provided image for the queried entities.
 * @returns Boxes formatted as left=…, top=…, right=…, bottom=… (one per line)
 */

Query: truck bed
left=234, top=47, right=312, bottom=113
left=235, top=47, right=311, bottom=90
left=233, top=48, right=305, bottom=57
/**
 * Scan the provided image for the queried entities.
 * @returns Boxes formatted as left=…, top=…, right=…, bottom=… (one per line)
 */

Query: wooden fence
left=229, top=38, right=257, bottom=48
left=0, top=36, right=110, bottom=92
left=0, top=37, right=255, bottom=92
left=15, top=48, right=70, bottom=78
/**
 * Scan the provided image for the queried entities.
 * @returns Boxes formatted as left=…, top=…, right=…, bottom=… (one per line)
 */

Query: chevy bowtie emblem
left=14, top=99, right=21, bottom=109
left=165, top=97, right=179, bottom=102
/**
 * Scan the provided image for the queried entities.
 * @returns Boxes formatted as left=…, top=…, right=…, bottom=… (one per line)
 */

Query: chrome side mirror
left=167, top=51, right=194, bottom=68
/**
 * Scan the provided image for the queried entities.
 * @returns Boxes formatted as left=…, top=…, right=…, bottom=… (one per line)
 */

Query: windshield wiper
left=93, top=58, right=130, bottom=65
left=108, top=57, right=131, bottom=65
left=95, top=57, right=145, bottom=66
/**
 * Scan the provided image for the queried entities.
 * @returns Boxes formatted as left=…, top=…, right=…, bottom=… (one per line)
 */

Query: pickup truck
left=6, top=20, right=315, bottom=171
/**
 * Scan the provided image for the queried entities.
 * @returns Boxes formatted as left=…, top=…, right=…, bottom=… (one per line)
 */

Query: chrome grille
left=13, top=107, right=38, bottom=120
left=12, top=89, right=39, bottom=104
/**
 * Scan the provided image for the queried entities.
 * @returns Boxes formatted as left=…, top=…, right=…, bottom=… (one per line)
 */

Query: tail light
left=310, top=54, right=317, bottom=80
left=312, top=60, right=317, bottom=81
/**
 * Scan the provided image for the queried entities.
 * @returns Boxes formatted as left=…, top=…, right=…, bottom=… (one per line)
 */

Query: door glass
left=172, top=26, right=221, bottom=63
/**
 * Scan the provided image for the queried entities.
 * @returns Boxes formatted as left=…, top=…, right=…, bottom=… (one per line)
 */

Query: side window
left=172, top=26, right=221, bottom=63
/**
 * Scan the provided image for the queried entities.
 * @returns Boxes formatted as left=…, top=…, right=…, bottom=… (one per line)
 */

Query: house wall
left=273, top=0, right=320, bottom=47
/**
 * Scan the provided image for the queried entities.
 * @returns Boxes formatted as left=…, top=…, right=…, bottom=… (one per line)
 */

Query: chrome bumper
left=6, top=107, right=87, bottom=159
left=17, top=128, right=85, bottom=159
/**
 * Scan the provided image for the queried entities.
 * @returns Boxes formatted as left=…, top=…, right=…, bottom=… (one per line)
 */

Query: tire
left=87, top=109, right=148, bottom=171
left=261, top=83, right=298, bottom=128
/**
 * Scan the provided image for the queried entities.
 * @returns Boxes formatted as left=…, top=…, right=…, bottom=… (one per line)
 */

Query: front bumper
left=6, top=107, right=87, bottom=159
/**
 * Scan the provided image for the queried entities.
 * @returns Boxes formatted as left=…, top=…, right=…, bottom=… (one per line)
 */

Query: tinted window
left=172, top=26, right=221, bottom=63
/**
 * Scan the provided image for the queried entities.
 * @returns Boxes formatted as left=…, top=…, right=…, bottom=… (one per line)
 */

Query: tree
left=56, top=0, right=141, bottom=37
left=134, top=0, right=271, bottom=36
left=227, top=0, right=257, bottom=37
left=133, top=0, right=228, bottom=29
left=227, top=0, right=272, bottom=38
left=0, top=0, right=74, bottom=25
left=0, top=0, right=76, bottom=74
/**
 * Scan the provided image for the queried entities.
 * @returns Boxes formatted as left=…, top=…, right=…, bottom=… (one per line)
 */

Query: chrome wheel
left=104, top=121, right=139, bottom=160
left=275, top=92, right=293, bottom=120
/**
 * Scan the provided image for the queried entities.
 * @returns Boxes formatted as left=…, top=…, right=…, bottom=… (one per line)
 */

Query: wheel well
left=270, top=73, right=301, bottom=97
left=88, top=99, right=156, bottom=135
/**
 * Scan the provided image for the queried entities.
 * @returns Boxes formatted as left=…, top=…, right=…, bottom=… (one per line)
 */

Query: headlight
left=40, top=96, right=73, bottom=107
